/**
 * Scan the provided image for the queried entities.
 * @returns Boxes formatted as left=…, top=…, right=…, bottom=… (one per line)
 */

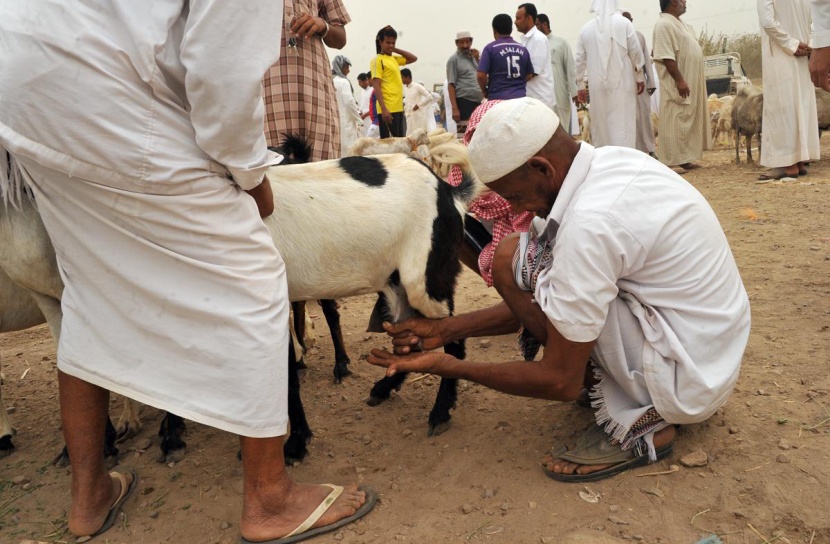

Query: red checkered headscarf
left=446, top=100, right=534, bottom=287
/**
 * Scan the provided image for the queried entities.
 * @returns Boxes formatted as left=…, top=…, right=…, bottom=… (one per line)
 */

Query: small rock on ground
left=680, top=450, right=709, bottom=467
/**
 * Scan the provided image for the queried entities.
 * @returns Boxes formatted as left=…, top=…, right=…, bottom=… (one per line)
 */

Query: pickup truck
left=704, top=52, right=752, bottom=96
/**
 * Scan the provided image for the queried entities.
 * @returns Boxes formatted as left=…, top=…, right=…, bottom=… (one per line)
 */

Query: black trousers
left=379, top=111, right=406, bottom=138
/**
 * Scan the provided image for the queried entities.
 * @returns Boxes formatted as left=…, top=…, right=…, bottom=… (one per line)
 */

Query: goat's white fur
left=347, top=128, right=430, bottom=158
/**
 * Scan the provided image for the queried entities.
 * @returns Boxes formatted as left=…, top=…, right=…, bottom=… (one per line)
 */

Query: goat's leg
left=427, top=340, right=466, bottom=436
left=367, top=372, right=408, bottom=406
left=291, top=301, right=308, bottom=370
left=158, top=412, right=187, bottom=463
left=115, top=396, right=142, bottom=442
left=319, top=299, right=351, bottom=383
left=53, top=416, right=120, bottom=469
left=734, top=132, right=741, bottom=164
left=284, top=338, right=312, bottom=463
left=747, top=134, right=754, bottom=164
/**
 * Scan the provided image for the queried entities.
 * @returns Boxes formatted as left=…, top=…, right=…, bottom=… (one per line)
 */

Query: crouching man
left=368, top=97, right=750, bottom=483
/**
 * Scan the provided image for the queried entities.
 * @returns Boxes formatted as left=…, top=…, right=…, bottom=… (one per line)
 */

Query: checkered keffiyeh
left=262, top=0, right=351, bottom=161
left=447, top=100, right=534, bottom=287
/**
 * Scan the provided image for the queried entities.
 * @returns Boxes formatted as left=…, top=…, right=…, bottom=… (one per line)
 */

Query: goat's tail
left=268, top=132, right=312, bottom=164
left=429, top=143, right=486, bottom=207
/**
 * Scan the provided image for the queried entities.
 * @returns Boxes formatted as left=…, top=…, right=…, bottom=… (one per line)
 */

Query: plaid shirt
left=263, top=0, right=351, bottom=161
left=447, top=100, right=534, bottom=286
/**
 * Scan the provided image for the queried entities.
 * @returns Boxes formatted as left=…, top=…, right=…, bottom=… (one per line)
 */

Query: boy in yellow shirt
left=370, top=25, right=418, bottom=137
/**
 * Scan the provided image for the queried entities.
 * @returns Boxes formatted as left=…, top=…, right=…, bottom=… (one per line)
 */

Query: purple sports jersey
left=478, top=37, right=534, bottom=100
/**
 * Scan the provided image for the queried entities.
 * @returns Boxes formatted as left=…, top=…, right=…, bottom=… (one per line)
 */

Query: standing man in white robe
left=623, top=11, right=657, bottom=156
left=0, top=2, right=373, bottom=541
left=757, top=0, right=819, bottom=180
left=536, top=13, right=578, bottom=132
left=575, top=0, right=645, bottom=148
left=516, top=3, right=557, bottom=110
left=809, top=0, right=830, bottom=89
left=401, top=69, right=437, bottom=135
left=652, top=0, right=711, bottom=171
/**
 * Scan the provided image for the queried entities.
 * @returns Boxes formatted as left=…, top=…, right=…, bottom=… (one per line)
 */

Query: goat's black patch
left=339, top=156, right=388, bottom=187
left=424, top=180, right=463, bottom=309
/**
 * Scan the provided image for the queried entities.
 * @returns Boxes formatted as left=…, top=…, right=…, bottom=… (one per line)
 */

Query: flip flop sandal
left=543, top=426, right=673, bottom=484
left=798, top=166, right=808, bottom=176
left=241, top=484, right=378, bottom=544
left=758, top=168, right=796, bottom=181
left=85, top=469, right=139, bottom=539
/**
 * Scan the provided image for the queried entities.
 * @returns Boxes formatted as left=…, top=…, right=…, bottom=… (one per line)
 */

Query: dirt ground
left=1, top=140, right=828, bottom=544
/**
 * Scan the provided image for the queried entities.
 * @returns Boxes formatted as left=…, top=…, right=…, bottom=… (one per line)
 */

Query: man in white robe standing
left=623, top=11, right=657, bottom=156
left=757, top=0, right=820, bottom=180
left=516, top=3, right=557, bottom=110
left=653, top=0, right=711, bottom=171
left=402, top=69, right=437, bottom=136
left=358, top=73, right=379, bottom=138
left=0, top=2, right=374, bottom=541
left=809, top=0, right=830, bottom=89
left=575, top=0, right=645, bottom=148
left=536, top=13, right=578, bottom=132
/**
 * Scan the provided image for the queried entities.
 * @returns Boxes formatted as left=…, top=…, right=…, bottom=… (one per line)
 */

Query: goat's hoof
left=52, top=447, right=70, bottom=468
left=115, top=423, right=140, bottom=444
left=333, top=367, right=352, bottom=385
left=428, top=420, right=452, bottom=437
left=284, top=438, right=309, bottom=463
left=157, top=446, right=186, bottom=464
left=0, top=435, right=15, bottom=457
left=366, top=394, right=389, bottom=407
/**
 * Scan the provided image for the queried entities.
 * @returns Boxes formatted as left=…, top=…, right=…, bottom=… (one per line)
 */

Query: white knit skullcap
left=467, top=97, right=559, bottom=184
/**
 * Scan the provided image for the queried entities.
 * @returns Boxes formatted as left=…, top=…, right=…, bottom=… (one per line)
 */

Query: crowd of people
left=1, top=0, right=830, bottom=542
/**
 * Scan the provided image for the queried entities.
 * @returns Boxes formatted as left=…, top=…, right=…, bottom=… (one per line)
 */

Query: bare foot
left=68, top=471, right=133, bottom=536
left=241, top=482, right=366, bottom=543
left=541, top=425, right=676, bottom=477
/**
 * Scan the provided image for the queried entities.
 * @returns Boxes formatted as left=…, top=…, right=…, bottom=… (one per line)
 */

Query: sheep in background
left=347, top=128, right=430, bottom=158
left=732, top=85, right=764, bottom=164
left=709, top=95, right=734, bottom=147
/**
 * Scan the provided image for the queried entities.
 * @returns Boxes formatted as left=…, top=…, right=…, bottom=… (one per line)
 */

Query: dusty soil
left=1, top=141, right=829, bottom=544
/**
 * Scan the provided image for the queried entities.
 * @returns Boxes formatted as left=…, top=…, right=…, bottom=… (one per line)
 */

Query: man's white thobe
left=653, top=14, right=711, bottom=166
left=520, top=26, right=557, bottom=110
left=548, top=32, right=578, bottom=132
left=759, top=0, right=820, bottom=167
left=575, top=9, right=644, bottom=148
left=0, top=1, right=291, bottom=438
left=634, top=30, right=657, bottom=154
left=359, top=86, right=378, bottom=138
left=404, top=82, right=437, bottom=136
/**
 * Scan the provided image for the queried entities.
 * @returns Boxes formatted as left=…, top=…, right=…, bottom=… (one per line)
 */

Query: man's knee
left=491, top=233, right=520, bottom=291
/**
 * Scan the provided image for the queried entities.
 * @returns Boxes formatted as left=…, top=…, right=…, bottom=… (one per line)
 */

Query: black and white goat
left=2, top=139, right=483, bottom=463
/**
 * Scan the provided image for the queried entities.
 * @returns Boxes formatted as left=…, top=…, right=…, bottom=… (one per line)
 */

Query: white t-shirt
left=535, top=144, right=750, bottom=421
left=519, top=26, right=557, bottom=109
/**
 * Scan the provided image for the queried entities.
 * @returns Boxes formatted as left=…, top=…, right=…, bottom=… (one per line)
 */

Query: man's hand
left=471, top=48, right=480, bottom=62
left=452, top=110, right=461, bottom=123
left=413, top=104, right=420, bottom=111
left=636, top=81, right=645, bottom=95
left=811, top=47, right=830, bottom=92
left=245, top=177, right=274, bottom=218
left=366, top=348, right=452, bottom=378
left=290, top=13, right=326, bottom=40
left=676, top=79, right=690, bottom=99
left=381, top=110, right=393, bottom=123
left=577, top=89, right=588, bottom=104
left=795, top=41, right=811, bottom=57
left=382, top=318, right=449, bottom=355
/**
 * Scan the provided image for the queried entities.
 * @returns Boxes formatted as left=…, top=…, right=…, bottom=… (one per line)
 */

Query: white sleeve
left=815, top=0, right=830, bottom=47
left=759, top=0, right=800, bottom=54
left=336, top=79, right=362, bottom=124
left=180, top=0, right=283, bottom=190
left=625, top=23, right=646, bottom=82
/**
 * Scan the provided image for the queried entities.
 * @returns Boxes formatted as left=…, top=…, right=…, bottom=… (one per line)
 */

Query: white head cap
left=456, top=31, right=472, bottom=40
left=467, top=97, right=559, bottom=184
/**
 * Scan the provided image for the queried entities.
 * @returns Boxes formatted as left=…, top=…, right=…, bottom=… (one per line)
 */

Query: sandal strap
left=285, top=484, right=343, bottom=538
left=108, top=471, right=131, bottom=504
